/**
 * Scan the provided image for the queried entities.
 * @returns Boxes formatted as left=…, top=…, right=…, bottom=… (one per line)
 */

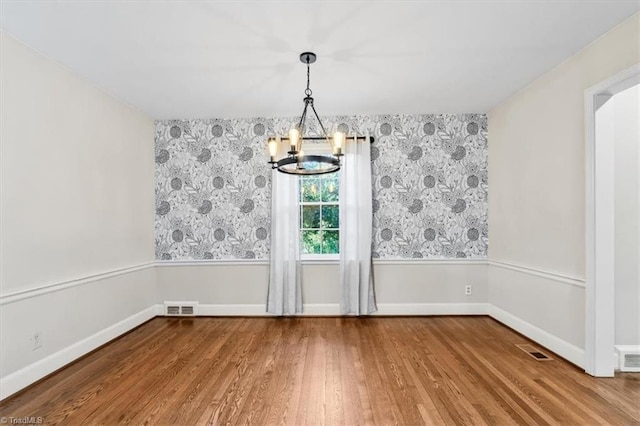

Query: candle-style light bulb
left=267, top=137, right=278, bottom=162
left=333, top=131, right=344, bottom=156
left=289, top=128, right=300, bottom=153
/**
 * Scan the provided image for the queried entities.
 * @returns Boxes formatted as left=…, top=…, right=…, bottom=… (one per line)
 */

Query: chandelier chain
left=305, top=57, right=312, bottom=97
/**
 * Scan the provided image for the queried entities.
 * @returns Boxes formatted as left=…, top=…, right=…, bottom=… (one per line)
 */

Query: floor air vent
left=615, top=346, right=640, bottom=372
left=516, top=344, right=553, bottom=361
left=164, top=301, right=198, bottom=317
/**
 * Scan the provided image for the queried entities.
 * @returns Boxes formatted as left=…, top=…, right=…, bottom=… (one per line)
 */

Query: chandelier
left=267, top=52, right=367, bottom=176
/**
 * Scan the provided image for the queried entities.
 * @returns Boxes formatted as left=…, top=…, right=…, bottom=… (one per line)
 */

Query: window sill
left=301, top=255, right=340, bottom=265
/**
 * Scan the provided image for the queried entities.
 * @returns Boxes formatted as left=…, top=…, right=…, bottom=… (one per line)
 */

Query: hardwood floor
left=1, top=316, right=638, bottom=425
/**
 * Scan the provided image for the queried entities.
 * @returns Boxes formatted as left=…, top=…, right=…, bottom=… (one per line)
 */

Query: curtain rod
left=275, top=136, right=374, bottom=143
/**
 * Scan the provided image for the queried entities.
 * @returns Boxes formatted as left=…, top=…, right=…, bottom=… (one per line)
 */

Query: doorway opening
left=585, top=64, right=640, bottom=376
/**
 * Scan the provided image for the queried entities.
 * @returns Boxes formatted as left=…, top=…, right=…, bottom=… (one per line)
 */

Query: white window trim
left=299, top=170, right=340, bottom=257
left=300, top=253, right=340, bottom=263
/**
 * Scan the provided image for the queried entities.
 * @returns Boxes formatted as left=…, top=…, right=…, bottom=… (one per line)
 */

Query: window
left=300, top=172, right=340, bottom=255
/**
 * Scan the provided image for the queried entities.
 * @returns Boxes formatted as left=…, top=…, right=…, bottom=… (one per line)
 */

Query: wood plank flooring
left=0, top=316, right=638, bottom=425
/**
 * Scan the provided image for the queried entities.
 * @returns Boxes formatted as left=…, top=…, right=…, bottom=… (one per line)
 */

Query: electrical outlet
left=32, top=331, right=42, bottom=350
left=465, top=285, right=472, bottom=296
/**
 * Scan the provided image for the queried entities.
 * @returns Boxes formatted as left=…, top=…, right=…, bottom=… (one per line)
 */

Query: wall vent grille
left=616, top=346, right=640, bottom=372
left=166, top=306, right=180, bottom=315
left=163, top=301, right=198, bottom=317
left=624, top=354, right=640, bottom=368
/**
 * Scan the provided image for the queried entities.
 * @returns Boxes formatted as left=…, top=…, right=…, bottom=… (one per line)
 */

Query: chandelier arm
left=298, top=100, right=310, bottom=130
left=309, top=102, right=329, bottom=138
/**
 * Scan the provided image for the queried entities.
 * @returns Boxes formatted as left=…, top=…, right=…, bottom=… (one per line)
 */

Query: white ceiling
left=1, top=1, right=638, bottom=119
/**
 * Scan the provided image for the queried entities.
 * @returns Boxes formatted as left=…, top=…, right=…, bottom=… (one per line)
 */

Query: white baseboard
left=154, top=303, right=489, bottom=317
left=154, top=304, right=165, bottom=316
left=155, top=303, right=340, bottom=316
left=303, top=303, right=488, bottom=316
left=488, top=304, right=585, bottom=368
left=0, top=306, right=157, bottom=401
left=374, top=303, right=488, bottom=316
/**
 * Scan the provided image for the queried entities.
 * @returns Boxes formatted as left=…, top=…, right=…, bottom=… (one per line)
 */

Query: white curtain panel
left=339, top=133, right=377, bottom=315
left=267, top=167, right=302, bottom=315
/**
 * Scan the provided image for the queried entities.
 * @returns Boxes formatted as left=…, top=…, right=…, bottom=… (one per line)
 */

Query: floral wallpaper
left=155, top=114, right=488, bottom=260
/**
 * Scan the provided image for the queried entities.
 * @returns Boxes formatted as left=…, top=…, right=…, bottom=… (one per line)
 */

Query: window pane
left=301, top=178, right=320, bottom=202
left=302, top=205, right=320, bottom=228
left=299, top=173, right=340, bottom=256
left=302, top=230, right=321, bottom=254
left=322, top=230, right=339, bottom=254
left=321, top=205, right=339, bottom=228
left=321, top=178, right=339, bottom=202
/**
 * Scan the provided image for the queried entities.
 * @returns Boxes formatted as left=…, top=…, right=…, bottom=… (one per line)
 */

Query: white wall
left=156, top=261, right=488, bottom=315
left=0, top=32, right=154, bottom=293
left=0, top=31, right=156, bottom=399
left=613, top=84, right=640, bottom=346
left=487, top=12, right=639, bottom=364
